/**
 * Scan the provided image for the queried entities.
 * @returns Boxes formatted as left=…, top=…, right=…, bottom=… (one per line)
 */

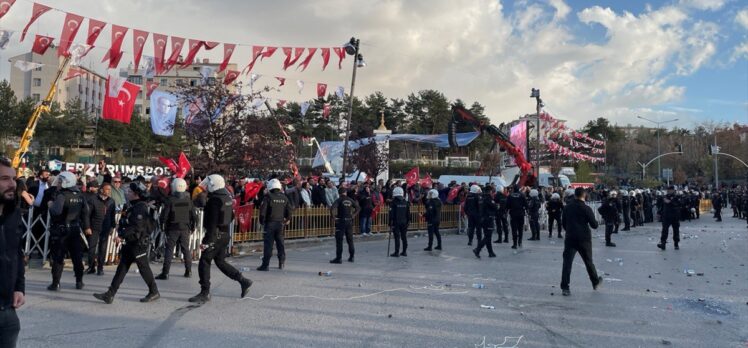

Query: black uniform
left=659, top=193, right=681, bottom=249
left=0, top=203, right=24, bottom=348
left=712, top=194, right=722, bottom=222
left=104, top=199, right=159, bottom=298
left=48, top=187, right=90, bottom=289
left=494, top=192, right=509, bottom=243
left=598, top=198, right=618, bottom=246
left=527, top=195, right=541, bottom=240
left=85, top=193, right=116, bottom=274
left=474, top=193, right=497, bottom=257
left=389, top=196, right=410, bottom=256
left=560, top=198, right=601, bottom=291
left=258, top=190, right=292, bottom=269
left=424, top=197, right=442, bottom=250
left=546, top=198, right=563, bottom=238
left=621, top=195, right=631, bottom=230
left=464, top=192, right=483, bottom=245
left=198, top=189, right=247, bottom=290
left=159, top=192, right=196, bottom=276
left=330, top=195, right=360, bottom=262
left=643, top=193, right=654, bottom=223
left=506, top=190, right=527, bottom=248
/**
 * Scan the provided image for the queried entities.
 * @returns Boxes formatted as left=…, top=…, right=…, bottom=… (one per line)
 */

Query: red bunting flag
left=420, top=174, right=433, bottom=188
left=218, top=43, right=235, bottom=73
left=108, top=50, right=124, bottom=69
left=21, top=3, right=51, bottom=42
left=203, top=41, right=219, bottom=50
left=405, top=167, right=420, bottom=188
left=243, top=182, right=263, bottom=203
left=333, top=47, right=346, bottom=69
left=322, top=103, right=331, bottom=119
left=180, top=39, right=203, bottom=68
left=244, top=45, right=264, bottom=74
left=158, top=156, right=178, bottom=174
left=261, top=46, right=277, bottom=60
left=104, top=25, right=128, bottom=65
left=316, top=83, right=327, bottom=98
left=152, top=33, right=167, bottom=74
left=223, top=70, right=239, bottom=85
left=132, top=29, right=149, bottom=72
left=86, top=18, right=106, bottom=47
left=31, top=34, right=53, bottom=55
left=320, top=47, right=331, bottom=70
left=177, top=152, right=191, bottom=178
left=276, top=100, right=287, bottom=108
left=0, top=0, right=16, bottom=20
left=275, top=76, right=285, bottom=86
left=297, top=48, right=317, bottom=71
left=282, top=47, right=304, bottom=70
left=164, top=36, right=184, bottom=72
left=57, top=12, right=84, bottom=57
left=102, top=78, right=140, bottom=124
left=146, top=81, right=159, bottom=97
left=63, top=67, right=87, bottom=81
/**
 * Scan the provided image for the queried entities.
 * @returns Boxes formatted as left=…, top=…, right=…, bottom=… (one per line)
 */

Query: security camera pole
left=531, top=88, right=542, bottom=188
left=340, top=37, right=365, bottom=181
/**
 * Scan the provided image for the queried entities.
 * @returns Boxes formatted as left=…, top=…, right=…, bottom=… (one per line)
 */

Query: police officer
left=47, top=171, right=90, bottom=291
left=189, top=175, right=252, bottom=303
left=494, top=185, right=509, bottom=244
left=597, top=191, right=618, bottom=247
left=506, top=186, right=527, bottom=249
left=329, top=188, right=360, bottom=263
left=546, top=192, right=563, bottom=238
left=389, top=187, right=410, bottom=257
left=464, top=185, right=483, bottom=246
left=527, top=189, right=541, bottom=241
left=560, top=188, right=603, bottom=296
left=257, top=178, right=293, bottom=271
left=423, top=189, right=442, bottom=251
left=473, top=185, right=497, bottom=258
left=643, top=189, right=654, bottom=223
left=712, top=191, right=722, bottom=222
left=611, top=190, right=621, bottom=233
left=156, top=178, right=196, bottom=280
left=93, top=183, right=159, bottom=304
left=657, top=186, right=681, bottom=251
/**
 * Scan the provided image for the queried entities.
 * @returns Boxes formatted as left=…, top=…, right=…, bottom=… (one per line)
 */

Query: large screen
left=508, top=121, right=528, bottom=166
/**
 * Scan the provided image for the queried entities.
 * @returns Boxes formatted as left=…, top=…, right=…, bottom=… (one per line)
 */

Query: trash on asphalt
left=472, top=283, right=485, bottom=289
left=240, top=267, right=250, bottom=272
left=319, top=271, right=332, bottom=276
left=480, top=305, right=495, bottom=309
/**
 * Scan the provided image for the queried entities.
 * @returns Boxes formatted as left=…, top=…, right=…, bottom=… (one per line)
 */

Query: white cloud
left=548, top=0, right=571, bottom=21
left=679, top=0, right=726, bottom=11
left=733, top=9, right=748, bottom=61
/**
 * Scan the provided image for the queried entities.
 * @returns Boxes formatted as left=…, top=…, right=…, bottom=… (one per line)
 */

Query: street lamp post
left=340, top=37, right=365, bottom=181
left=636, top=115, right=678, bottom=180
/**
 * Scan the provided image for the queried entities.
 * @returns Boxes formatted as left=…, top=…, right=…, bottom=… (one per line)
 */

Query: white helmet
left=635, top=189, right=642, bottom=195
left=58, top=171, right=77, bottom=189
left=393, top=187, right=404, bottom=197
left=529, top=189, right=539, bottom=197
left=629, top=190, right=636, bottom=196
left=470, top=185, right=482, bottom=194
left=268, top=178, right=282, bottom=191
left=200, top=174, right=225, bottom=193
left=610, top=191, right=618, bottom=197
left=564, top=188, right=574, bottom=197
left=171, top=178, right=187, bottom=193
left=496, top=185, right=504, bottom=192
left=551, top=193, right=560, bottom=200
left=645, top=189, right=651, bottom=194
left=428, top=189, right=439, bottom=199
left=621, top=190, right=629, bottom=197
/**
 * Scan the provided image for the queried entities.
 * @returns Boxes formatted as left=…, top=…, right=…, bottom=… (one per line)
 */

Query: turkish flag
left=275, top=76, right=285, bottom=86
left=177, top=152, right=191, bottom=178
left=132, top=29, right=149, bottom=72
left=0, top=0, right=16, bottom=20
left=223, top=70, right=240, bottom=85
left=164, top=36, right=184, bottom=72
left=320, top=48, right=331, bottom=70
left=446, top=186, right=460, bottom=203
left=276, top=100, right=287, bottom=108
left=152, top=33, right=167, bottom=74
left=243, top=182, right=263, bottom=203
left=21, top=3, right=51, bottom=42
left=405, top=167, right=419, bottom=188
left=204, top=41, right=219, bottom=50
left=104, top=25, right=128, bottom=64
left=102, top=78, right=140, bottom=124
left=64, top=67, right=87, bottom=81
left=322, top=104, right=331, bottom=119
left=235, top=204, right=254, bottom=232
left=86, top=18, right=106, bottom=46
left=333, top=47, right=346, bottom=69
left=420, top=174, right=433, bottom=188
left=56, top=12, right=83, bottom=57
left=31, top=34, right=53, bottom=55
left=297, top=48, right=317, bottom=71
left=218, top=43, right=235, bottom=73
left=261, top=46, right=277, bottom=60
left=158, top=156, right=178, bottom=174
left=146, top=81, right=159, bottom=97
left=317, top=83, right=327, bottom=99
left=108, top=50, right=124, bottom=69
left=243, top=45, right=264, bottom=74
left=282, top=47, right=304, bottom=70
left=180, top=39, right=203, bottom=68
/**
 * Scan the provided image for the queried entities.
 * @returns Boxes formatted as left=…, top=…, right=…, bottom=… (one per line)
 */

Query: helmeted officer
left=156, top=178, right=196, bottom=280
left=329, top=188, right=360, bottom=263
left=597, top=191, right=618, bottom=247
left=546, top=192, right=563, bottom=238
left=712, top=191, right=723, bottom=222
left=190, top=174, right=252, bottom=303
left=389, top=187, right=410, bottom=257
left=658, top=186, right=682, bottom=251
left=474, top=185, right=497, bottom=258
left=464, top=185, right=483, bottom=246
left=506, top=186, right=527, bottom=249
left=257, top=178, right=292, bottom=271
left=423, top=189, right=443, bottom=251
left=527, top=189, right=541, bottom=241
left=620, top=190, right=631, bottom=230
left=93, top=182, right=159, bottom=304
left=48, top=171, right=90, bottom=291
left=494, top=185, right=509, bottom=243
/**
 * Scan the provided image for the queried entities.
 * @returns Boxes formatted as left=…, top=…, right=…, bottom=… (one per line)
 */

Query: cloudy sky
left=0, top=0, right=746, bottom=129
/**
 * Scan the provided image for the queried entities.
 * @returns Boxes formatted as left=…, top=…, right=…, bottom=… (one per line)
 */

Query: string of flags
left=538, top=111, right=606, bottom=163
left=0, top=1, right=348, bottom=73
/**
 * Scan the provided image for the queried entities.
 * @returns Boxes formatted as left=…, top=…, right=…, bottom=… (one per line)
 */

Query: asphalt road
left=17, top=214, right=748, bottom=347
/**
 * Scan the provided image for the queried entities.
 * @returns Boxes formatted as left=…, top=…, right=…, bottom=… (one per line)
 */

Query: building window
left=34, top=64, right=42, bottom=72
left=175, top=79, right=183, bottom=85
left=85, top=87, right=89, bottom=96
left=128, top=75, right=143, bottom=84
left=32, top=78, right=42, bottom=87
left=160, top=78, right=167, bottom=85
left=190, top=79, right=197, bottom=86
left=78, top=85, right=83, bottom=94
left=84, top=101, right=88, bottom=110
left=32, top=94, right=40, bottom=102
left=146, top=107, right=150, bottom=115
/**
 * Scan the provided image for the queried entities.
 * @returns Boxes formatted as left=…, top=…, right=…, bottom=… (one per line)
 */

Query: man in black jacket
left=712, top=191, right=723, bottom=222
left=474, top=186, right=497, bottom=258
left=423, top=189, right=443, bottom=251
left=257, top=178, right=293, bottom=271
left=389, top=187, right=410, bottom=257
left=48, top=171, right=90, bottom=291
left=546, top=193, right=563, bottom=238
left=494, top=185, right=509, bottom=243
left=190, top=175, right=252, bottom=303
left=506, top=186, right=527, bottom=249
left=598, top=192, right=618, bottom=247
left=464, top=185, right=483, bottom=246
left=156, top=178, right=196, bottom=280
left=560, top=188, right=603, bottom=296
left=84, top=182, right=116, bottom=276
left=329, top=188, right=360, bottom=263
left=658, top=187, right=682, bottom=250
left=311, top=178, right=326, bottom=208
left=0, top=157, right=25, bottom=348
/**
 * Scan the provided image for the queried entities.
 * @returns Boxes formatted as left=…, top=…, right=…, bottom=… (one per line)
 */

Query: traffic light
left=709, top=145, right=720, bottom=155
left=675, top=143, right=683, bottom=153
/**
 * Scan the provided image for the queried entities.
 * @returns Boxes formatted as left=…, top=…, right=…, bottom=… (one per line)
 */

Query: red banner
left=57, top=12, right=84, bottom=57
left=0, top=0, right=16, bottom=20
left=132, top=29, right=149, bottom=72
left=405, top=167, right=419, bottom=188
left=297, top=48, right=317, bottom=71
left=235, top=204, right=254, bottom=233
left=31, top=34, right=53, bottom=55
left=320, top=47, right=331, bottom=70
left=218, top=43, right=235, bottom=73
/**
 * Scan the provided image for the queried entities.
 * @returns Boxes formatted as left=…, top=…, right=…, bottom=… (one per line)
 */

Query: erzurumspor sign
left=61, top=162, right=171, bottom=177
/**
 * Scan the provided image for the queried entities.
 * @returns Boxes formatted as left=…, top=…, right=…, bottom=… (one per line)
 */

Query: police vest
left=219, top=197, right=233, bottom=227
left=267, top=193, right=289, bottom=222
left=391, top=198, right=409, bottom=225
left=56, top=190, right=85, bottom=225
left=168, top=195, right=192, bottom=226
left=337, top=197, right=354, bottom=219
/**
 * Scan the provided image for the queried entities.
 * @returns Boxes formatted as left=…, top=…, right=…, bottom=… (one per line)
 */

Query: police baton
left=387, top=225, right=392, bottom=257
left=79, top=230, right=89, bottom=249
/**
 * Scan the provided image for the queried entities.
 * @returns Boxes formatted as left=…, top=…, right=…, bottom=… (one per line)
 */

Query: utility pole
left=713, top=133, right=719, bottom=189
